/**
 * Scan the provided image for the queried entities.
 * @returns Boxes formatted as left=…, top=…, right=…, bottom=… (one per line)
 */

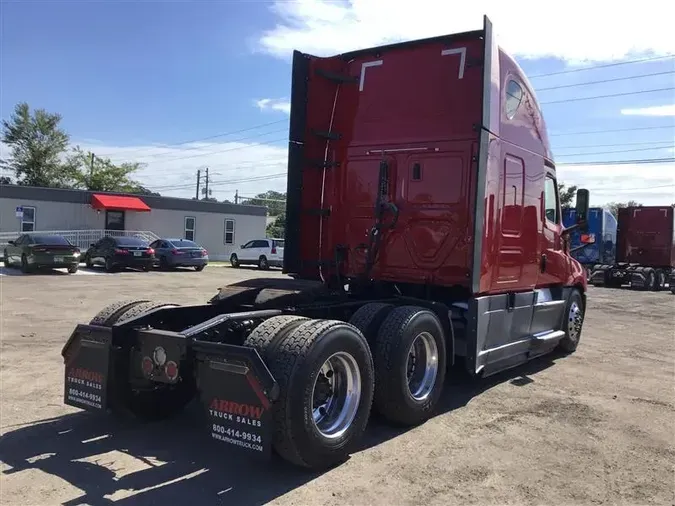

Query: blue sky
left=1, top=0, right=673, bottom=204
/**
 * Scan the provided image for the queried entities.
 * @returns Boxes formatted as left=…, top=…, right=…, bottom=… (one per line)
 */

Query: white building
left=0, top=185, right=268, bottom=261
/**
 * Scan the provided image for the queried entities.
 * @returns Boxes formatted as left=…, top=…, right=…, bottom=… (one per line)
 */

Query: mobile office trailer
left=590, top=205, right=675, bottom=291
left=61, top=16, right=591, bottom=470
left=562, top=207, right=617, bottom=279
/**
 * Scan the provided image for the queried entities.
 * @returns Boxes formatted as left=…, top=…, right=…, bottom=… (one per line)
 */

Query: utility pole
left=89, top=152, right=95, bottom=181
left=234, top=189, right=239, bottom=204
left=195, top=169, right=201, bottom=200
left=204, top=167, right=210, bottom=199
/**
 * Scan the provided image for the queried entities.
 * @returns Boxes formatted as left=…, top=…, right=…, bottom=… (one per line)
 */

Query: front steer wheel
left=557, top=289, right=585, bottom=353
left=257, top=318, right=375, bottom=469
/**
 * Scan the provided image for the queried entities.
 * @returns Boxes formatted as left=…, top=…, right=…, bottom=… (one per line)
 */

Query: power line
left=116, top=127, right=288, bottom=162
left=555, top=140, right=675, bottom=149
left=95, top=119, right=288, bottom=158
left=536, top=70, right=675, bottom=91
left=549, top=125, right=674, bottom=137
left=557, top=157, right=675, bottom=166
left=141, top=137, right=288, bottom=164
left=541, top=86, right=675, bottom=105
left=528, top=54, right=675, bottom=78
left=555, top=145, right=674, bottom=157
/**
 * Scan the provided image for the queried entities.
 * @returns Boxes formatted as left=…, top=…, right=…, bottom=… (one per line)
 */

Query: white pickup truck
left=229, top=238, right=284, bottom=269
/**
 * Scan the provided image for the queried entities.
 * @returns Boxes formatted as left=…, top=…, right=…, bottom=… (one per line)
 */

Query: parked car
left=3, top=233, right=81, bottom=274
left=84, top=236, right=155, bottom=272
left=229, top=238, right=284, bottom=269
left=149, top=238, right=208, bottom=271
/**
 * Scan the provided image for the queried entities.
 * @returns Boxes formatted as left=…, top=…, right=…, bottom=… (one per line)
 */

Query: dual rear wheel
left=244, top=305, right=447, bottom=469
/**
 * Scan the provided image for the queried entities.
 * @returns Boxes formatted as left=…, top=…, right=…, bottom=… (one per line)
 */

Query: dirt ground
left=0, top=265, right=673, bottom=505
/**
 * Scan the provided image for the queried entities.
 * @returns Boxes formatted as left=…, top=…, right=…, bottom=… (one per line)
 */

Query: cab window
left=505, top=80, right=523, bottom=119
left=544, top=175, right=559, bottom=224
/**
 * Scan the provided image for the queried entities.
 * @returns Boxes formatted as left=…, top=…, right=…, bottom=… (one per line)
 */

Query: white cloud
left=558, top=162, right=675, bottom=206
left=255, top=98, right=291, bottom=114
left=621, top=104, right=675, bottom=117
left=255, top=0, right=675, bottom=63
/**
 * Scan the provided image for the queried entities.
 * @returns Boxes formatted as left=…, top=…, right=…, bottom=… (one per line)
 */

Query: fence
left=0, top=229, right=160, bottom=250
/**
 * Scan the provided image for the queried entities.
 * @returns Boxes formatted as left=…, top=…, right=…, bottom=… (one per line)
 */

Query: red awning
left=91, top=194, right=151, bottom=212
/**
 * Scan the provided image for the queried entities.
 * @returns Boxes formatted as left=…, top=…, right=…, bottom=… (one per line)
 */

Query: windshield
left=169, top=239, right=199, bottom=248
left=115, top=237, right=149, bottom=247
left=32, top=235, right=71, bottom=245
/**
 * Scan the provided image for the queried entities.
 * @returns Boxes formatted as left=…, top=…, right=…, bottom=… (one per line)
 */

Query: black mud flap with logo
left=61, top=324, right=112, bottom=413
left=193, top=341, right=279, bottom=460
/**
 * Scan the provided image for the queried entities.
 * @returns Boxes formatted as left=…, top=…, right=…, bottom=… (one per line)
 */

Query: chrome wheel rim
left=406, top=332, right=439, bottom=401
left=311, top=351, right=361, bottom=439
left=568, top=301, right=583, bottom=341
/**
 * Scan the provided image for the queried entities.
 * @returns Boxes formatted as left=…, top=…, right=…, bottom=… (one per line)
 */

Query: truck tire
left=653, top=270, right=665, bottom=291
left=105, top=301, right=196, bottom=421
left=89, top=299, right=151, bottom=327
left=264, top=318, right=374, bottom=469
left=348, top=302, right=395, bottom=348
left=645, top=268, right=657, bottom=291
left=372, top=306, right=447, bottom=426
left=244, top=315, right=309, bottom=362
left=557, top=289, right=585, bottom=353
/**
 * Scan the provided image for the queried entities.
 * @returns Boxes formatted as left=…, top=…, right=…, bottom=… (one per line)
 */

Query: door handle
left=540, top=254, right=547, bottom=273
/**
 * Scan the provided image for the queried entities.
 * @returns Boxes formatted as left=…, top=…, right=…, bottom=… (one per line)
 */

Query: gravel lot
left=0, top=265, right=673, bottom=505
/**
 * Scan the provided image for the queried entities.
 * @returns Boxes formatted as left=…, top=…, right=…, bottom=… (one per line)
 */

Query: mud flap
left=194, top=341, right=279, bottom=460
left=62, top=324, right=112, bottom=413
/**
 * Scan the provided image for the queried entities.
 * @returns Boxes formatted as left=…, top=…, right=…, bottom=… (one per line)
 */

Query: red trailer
left=590, top=206, right=675, bottom=291
left=61, top=16, right=592, bottom=470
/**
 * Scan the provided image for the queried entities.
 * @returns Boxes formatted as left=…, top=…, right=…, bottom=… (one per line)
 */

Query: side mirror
left=240, top=244, right=244, bottom=249
left=8, top=240, right=15, bottom=245
left=90, top=243, right=96, bottom=247
left=575, top=189, right=590, bottom=230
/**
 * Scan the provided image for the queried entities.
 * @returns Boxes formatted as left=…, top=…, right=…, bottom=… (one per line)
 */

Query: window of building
left=21, top=206, right=36, bottom=232
left=505, top=80, right=523, bottom=120
left=544, top=175, right=559, bottom=224
left=224, top=219, right=235, bottom=244
left=184, top=216, right=196, bottom=241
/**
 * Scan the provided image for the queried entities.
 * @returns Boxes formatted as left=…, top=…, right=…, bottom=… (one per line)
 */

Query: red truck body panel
left=616, top=206, right=675, bottom=267
left=284, top=17, right=585, bottom=296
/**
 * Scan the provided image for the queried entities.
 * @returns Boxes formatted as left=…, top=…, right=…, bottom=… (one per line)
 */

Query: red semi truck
left=589, top=205, right=675, bottom=291
left=61, top=16, right=591, bottom=470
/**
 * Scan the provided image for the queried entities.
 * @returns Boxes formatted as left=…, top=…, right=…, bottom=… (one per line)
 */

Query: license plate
left=192, top=252, right=201, bottom=257
left=54, top=256, right=64, bottom=262
left=133, top=251, right=142, bottom=257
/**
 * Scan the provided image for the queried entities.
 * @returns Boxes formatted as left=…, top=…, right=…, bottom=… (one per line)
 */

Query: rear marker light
left=152, top=346, right=167, bottom=366
left=165, top=361, right=179, bottom=381
left=141, top=356, right=154, bottom=376
left=147, top=248, right=155, bottom=255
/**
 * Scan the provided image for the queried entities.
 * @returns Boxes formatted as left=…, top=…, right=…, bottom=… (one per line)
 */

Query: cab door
left=538, top=171, right=568, bottom=286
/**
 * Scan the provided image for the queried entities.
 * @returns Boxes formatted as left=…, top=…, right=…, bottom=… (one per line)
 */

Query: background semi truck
left=61, top=16, right=592, bottom=470
left=563, top=207, right=617, bottom=279
left=589, top=205, right=674, bottom=291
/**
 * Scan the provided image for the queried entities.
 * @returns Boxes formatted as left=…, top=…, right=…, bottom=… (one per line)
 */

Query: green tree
left=606, top=200, right=641, bottom=218
left=558, top=183, right=578, bottom=209
left=247, top=190, right=286, bottom=216
left=68, top=147, right=148, bottom=193
left=0, top=176, right=12, bottom=185
left=266, top=212, right=285, bottom=238
left=1, top=102, right=76, bottom=187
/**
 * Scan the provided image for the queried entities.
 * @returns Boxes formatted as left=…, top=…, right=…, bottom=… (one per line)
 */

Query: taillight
left=114, top=248, right=129, bottom=255
left=171, top=248, right=183, bottom=255
left=147, top=248, right=155, bottom=255
left=201, top=249, right=207, bottom=257
left=271, top=247, right=277, bottom=254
